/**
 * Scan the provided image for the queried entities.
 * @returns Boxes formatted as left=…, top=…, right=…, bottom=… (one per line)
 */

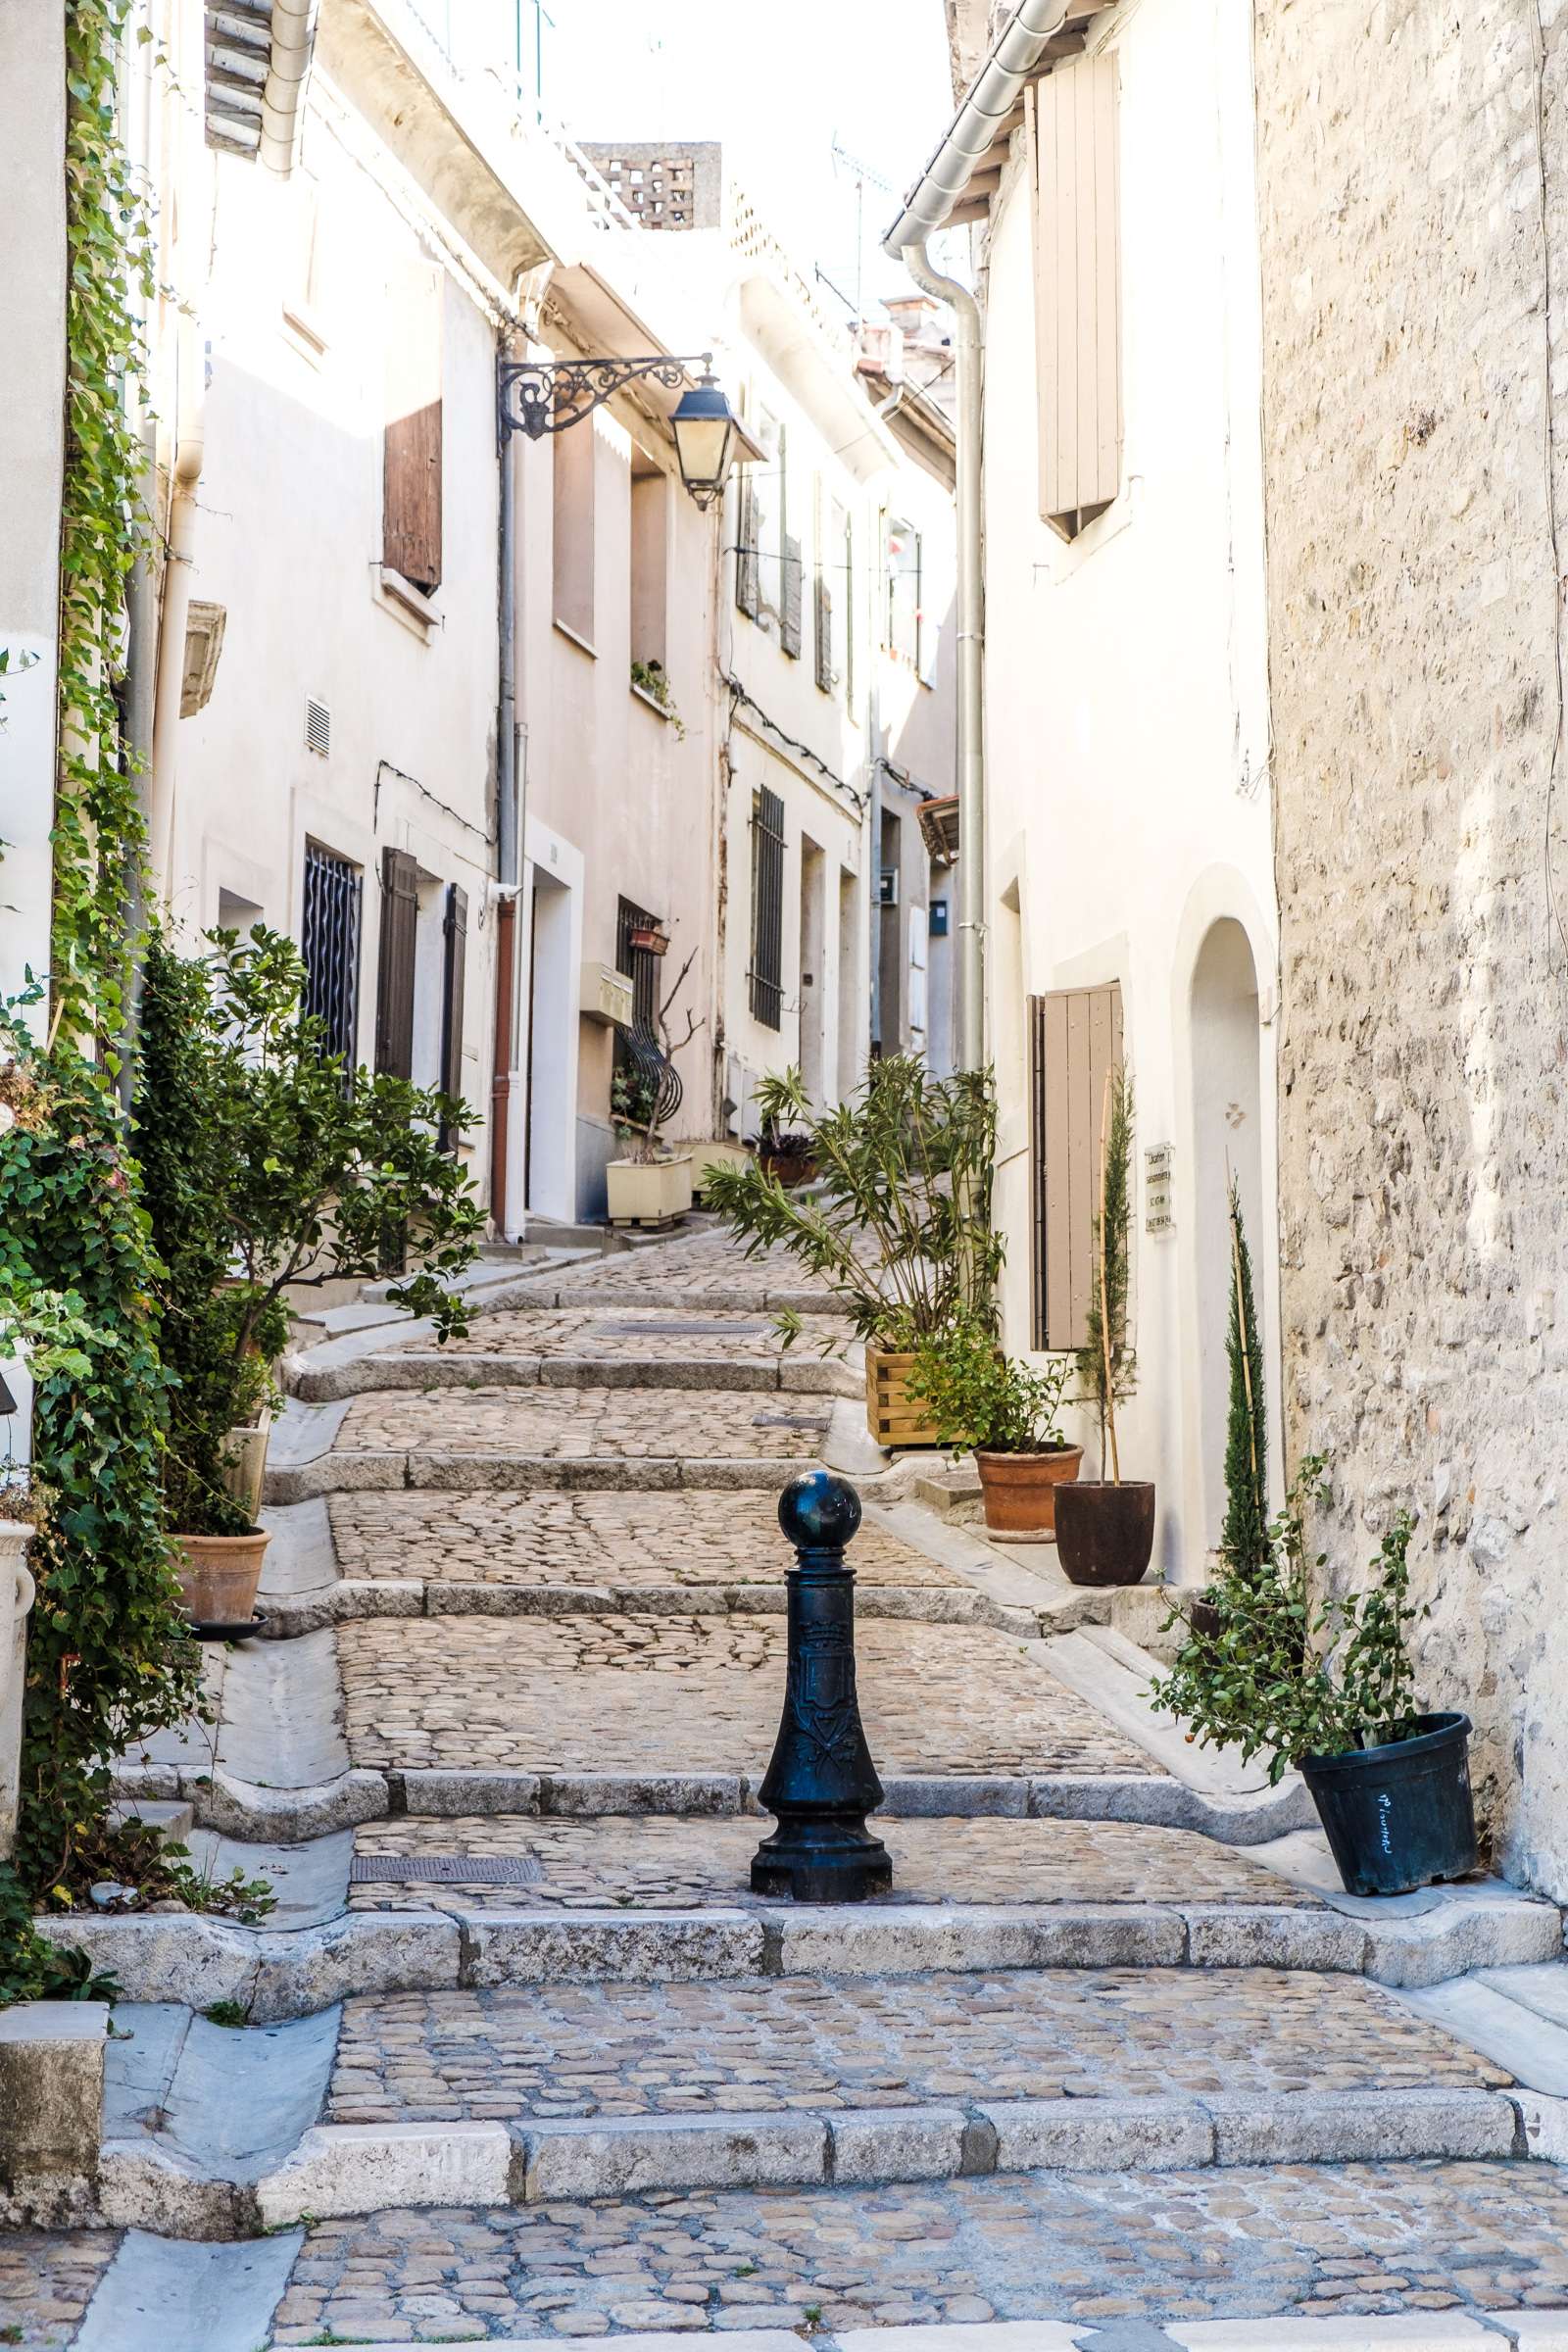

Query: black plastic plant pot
left=1298, top=1712, right=1478, bottom=1897
left=1054, top=1480, right=1155, bottom=1587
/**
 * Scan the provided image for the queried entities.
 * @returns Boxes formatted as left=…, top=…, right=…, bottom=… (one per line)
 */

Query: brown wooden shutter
left=383, top=400, right=443, bottom=592
left=1030, top=981, right=1124, bottom=1350
left=1028, top=57, right=1122, bottom=540
left=438, top=882, right=467, bottom=1152
left=374, top=847, right=418, bottom=1079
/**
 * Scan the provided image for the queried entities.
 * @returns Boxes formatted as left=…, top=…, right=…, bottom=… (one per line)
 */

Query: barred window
left=302, top=840, right=363, bottom=1068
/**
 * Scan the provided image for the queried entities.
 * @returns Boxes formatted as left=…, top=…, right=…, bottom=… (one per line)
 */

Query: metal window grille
left=302, top=841, right=363, bottom=1068
left=614, top=894, right=683, bottom=1129
left=748, top=787, right=785, bottom=1029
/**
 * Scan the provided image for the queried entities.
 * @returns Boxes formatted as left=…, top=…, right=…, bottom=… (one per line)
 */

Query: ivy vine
left=0, top=0, right=195, bottom=1966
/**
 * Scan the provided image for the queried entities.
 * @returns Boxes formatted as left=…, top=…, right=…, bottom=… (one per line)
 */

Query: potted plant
left=606, top=949, right=700, bottom=1227
left=135, top=928, right=484, bottom=1625
left=705, top=1058, right=1004, bottom=1447
left=1055, top=1064, right=1154, bottom=1585
left=1192, top=1177, right=1271, bottom=1642
left=909, top=1319, right=1080, bottom=1535
left=1153, top=1458, right=1478, bottom=1896
left=756, top=1118, right=817, bottom=1188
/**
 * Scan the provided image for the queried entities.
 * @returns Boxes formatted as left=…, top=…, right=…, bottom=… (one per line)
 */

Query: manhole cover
left=350, top=1854, right=544, bottom=1886
left=590, top=1316, right=770, bottom=1339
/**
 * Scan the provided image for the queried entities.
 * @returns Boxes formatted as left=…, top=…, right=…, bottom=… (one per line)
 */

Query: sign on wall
left=1145, top=1143, right=1174, bottom=1234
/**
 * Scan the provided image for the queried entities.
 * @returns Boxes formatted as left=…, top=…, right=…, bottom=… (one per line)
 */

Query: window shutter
left=842, top=510, right=855, bottom=708
left=438, top=882, right=467, bottom=1152
left=813, top=476, right=833, bottom=690
left=374, top=847, right=418, bottom=1080
left=1029, top=57, right=1122, bottom=540
left=748, top=786, right=785, bottom=1030
left=383, top=399, right=443, bottom=592
left=781, top=533, right=803, bottom=658
left=736, top=473, right=760, bottom=618
left=1030, top=982, right=1124, bottom=1350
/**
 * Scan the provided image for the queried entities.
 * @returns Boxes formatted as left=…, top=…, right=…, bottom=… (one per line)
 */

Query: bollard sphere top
left=777, top=1468, right=862, bottom=1551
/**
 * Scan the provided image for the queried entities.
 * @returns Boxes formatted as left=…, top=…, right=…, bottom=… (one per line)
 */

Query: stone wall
left=1253, top=0, right=1568, bottom=1892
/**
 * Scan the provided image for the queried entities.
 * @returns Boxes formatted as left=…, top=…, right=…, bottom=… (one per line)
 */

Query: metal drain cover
left=351, top=1854, right=544, bottom=1886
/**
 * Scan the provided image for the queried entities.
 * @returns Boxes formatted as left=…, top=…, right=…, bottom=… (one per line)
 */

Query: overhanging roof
left=918, top=795, right=960, bottom=863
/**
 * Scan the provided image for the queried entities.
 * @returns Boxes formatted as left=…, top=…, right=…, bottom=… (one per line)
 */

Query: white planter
left=693, top=1140, right=753, bottom=1198
left=606, top=1154, right=693, bottom=1227
left=0, top=1521, right=35, bottom=1862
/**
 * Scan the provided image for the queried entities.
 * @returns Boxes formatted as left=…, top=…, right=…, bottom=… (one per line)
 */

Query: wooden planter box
left=864, top=1348, right=940, bottom=1449
left=607, top=1154, right=693, bottom=1229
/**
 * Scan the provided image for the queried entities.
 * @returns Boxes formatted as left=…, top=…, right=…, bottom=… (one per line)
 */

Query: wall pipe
left=883, top=0, right=1071, bottom=1071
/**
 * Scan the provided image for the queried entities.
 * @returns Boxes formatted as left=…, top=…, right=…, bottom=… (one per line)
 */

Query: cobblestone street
left=6, top=1227, right=1568, bottom=2349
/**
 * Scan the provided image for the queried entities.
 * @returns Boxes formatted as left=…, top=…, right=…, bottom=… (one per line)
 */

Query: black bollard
left=751, top=1468, right=893, bottom=1903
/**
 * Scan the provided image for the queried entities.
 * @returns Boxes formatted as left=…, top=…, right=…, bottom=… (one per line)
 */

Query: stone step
left=292, top=1346, right=861, bottom=1401
left=253, top=2168, right=1568, bottom=2346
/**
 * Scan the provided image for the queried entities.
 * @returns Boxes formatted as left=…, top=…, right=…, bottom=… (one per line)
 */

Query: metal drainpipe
left=900, top=239, right=985, bottom=1073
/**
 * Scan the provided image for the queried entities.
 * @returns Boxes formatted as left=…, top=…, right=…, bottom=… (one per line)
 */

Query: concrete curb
left=270, top=2318, right=1568, bottom=2352
left=109, top=1757, right=1317, bottom=1841
left=265, top=1446, right=818, bottom=1504
left=290, top=1348, right=861, bottom=1402
left=35, top=1890, right=1563, bottom=2023
left=255, top=1574, right=1042, bottom=1640
left=79, top=2084, right=1530, bottom=2236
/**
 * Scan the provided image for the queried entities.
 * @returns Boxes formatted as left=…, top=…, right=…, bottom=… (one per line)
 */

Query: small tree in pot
left=704, top=1059, right=1003, bottom=1446
left=1152, top=1456, right=1477, bottom=1895
left=1057, top=1064, right=1153, bottom=1584
left=135, top=928, right=483, bottom=1626
left=909, top=1319, right=1078, bottom=1536
left=1191, top=1176, right=1270, bottom=1641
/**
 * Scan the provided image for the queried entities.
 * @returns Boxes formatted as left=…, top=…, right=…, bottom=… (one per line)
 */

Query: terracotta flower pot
left=172, top=1527, right=270, bottom=1626
left=974, top=1445, right=1083, bottom=1535
left=760, top=1150, right=817, bottom=1188
left=1054, top=1481, right=1156, bottom=1587
left=628, top=926, right=669, bottom=956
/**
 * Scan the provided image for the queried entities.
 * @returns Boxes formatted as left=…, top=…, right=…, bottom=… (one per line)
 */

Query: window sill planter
left=607, top=1154, right=693, bottom=1229
left=1299, top=1712, right=1478, bottom=1897
left=172, top=1527, right=270, bottom=1629
left=1054, top=1480, right=1156, bottom=1587
left=974, top=1445, right=1083, bottom=1536
left=627, top=925, right=669, bottom=958
left=0, top=1522, right=36, bottom=1861
left=864, top=1348, right=940, bottom=1449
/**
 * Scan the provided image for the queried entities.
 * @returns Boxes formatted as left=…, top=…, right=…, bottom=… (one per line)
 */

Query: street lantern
left=669, top=370, right=740, bottom=511
left=498, top=349, right=744, bottom=510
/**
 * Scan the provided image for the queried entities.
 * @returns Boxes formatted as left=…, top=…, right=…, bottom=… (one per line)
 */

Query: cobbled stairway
left=10, top=1226, right=1568, bottom=2351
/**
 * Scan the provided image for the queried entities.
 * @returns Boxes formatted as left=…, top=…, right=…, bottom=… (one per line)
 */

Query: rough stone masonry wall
left=1252, top=0, right=1568, bottom=1893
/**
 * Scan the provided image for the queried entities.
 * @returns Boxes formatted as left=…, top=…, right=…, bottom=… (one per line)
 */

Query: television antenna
left=830, top=137, right=896, bottom=320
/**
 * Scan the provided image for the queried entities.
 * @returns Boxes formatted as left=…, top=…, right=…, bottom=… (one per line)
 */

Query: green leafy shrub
left=908, top=1319, right=1070, bottom=1453
left=1075, top=1064, right=1137, bottom=1478
left=705, top=1059, right=1003, bottom=1348
left=133, top=928, right=485, bottom=1536
left=1152, top=1456, right=1426, bottom=1783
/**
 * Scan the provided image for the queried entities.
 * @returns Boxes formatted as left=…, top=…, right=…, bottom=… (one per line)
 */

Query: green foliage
left=1220, top=1176, right=1269, bottom=1581
left=133, top=928, right=484, bottom=1534
left=704, top=1059, right=1003, bottom=1348
left=56, top=0, right=158, bottom=1054
left=1152, top=1457, right=1426, bottom=1783
left=203, top=2000, right=251, bottom=2030
left=630, top=659, right=686, bottom=737
left=0, top=1018, right=200, bottom=1903
left=0, top=1867, right=120, bottom=2010
left=908, top=1318, right=1070, bottom=1454
left=1075, top=1063, right=1137, bottom=1478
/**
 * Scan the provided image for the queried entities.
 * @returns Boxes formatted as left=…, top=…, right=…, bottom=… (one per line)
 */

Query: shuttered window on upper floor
left=383, top=263, right=444, bottom=595
left=1027, top=55, right=1122, bottom=543
left=1030, top=982, right=1123, bottom=1352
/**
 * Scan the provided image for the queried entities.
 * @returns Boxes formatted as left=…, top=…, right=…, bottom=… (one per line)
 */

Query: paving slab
left=324, top=1967, right=1508, bottom=2131
left=270, top=2161, right=1568, bottom=2342
left=71, top=2227, right=301, bottom=2352
left=335, top=1614, right=1164, bottom=1779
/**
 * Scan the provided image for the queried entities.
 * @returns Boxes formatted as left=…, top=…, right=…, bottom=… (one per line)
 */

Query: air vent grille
left=305, top=695, right=330, bottom=757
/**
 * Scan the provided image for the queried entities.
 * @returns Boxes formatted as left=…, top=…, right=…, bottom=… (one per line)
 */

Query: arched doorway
left=1190, top=917, right=1264, bottom=1551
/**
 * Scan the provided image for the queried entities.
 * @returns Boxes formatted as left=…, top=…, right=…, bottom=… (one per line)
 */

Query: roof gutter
left=883, top=0, right=1070, bottom=1073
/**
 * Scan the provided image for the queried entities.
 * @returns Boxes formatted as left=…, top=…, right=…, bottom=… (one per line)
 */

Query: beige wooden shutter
left=1028, top=57, right=1122, bottom=541
left=1030, top=982, right=1124, bottom=1350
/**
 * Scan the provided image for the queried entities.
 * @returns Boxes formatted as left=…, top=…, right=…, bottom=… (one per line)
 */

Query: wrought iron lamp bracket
left=499, top=352, right=713, bottom=442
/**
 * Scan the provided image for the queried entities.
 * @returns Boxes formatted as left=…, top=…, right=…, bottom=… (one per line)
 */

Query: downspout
left=492, top=329, right=520, bottom=1236
left=260, top=1, right=318, bottom=175
left=883, top=0, right=1071, bottom=1072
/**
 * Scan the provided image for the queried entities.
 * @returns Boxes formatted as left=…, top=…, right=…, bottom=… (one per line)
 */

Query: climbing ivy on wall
left=0, top=0, right=195, bottom=1946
